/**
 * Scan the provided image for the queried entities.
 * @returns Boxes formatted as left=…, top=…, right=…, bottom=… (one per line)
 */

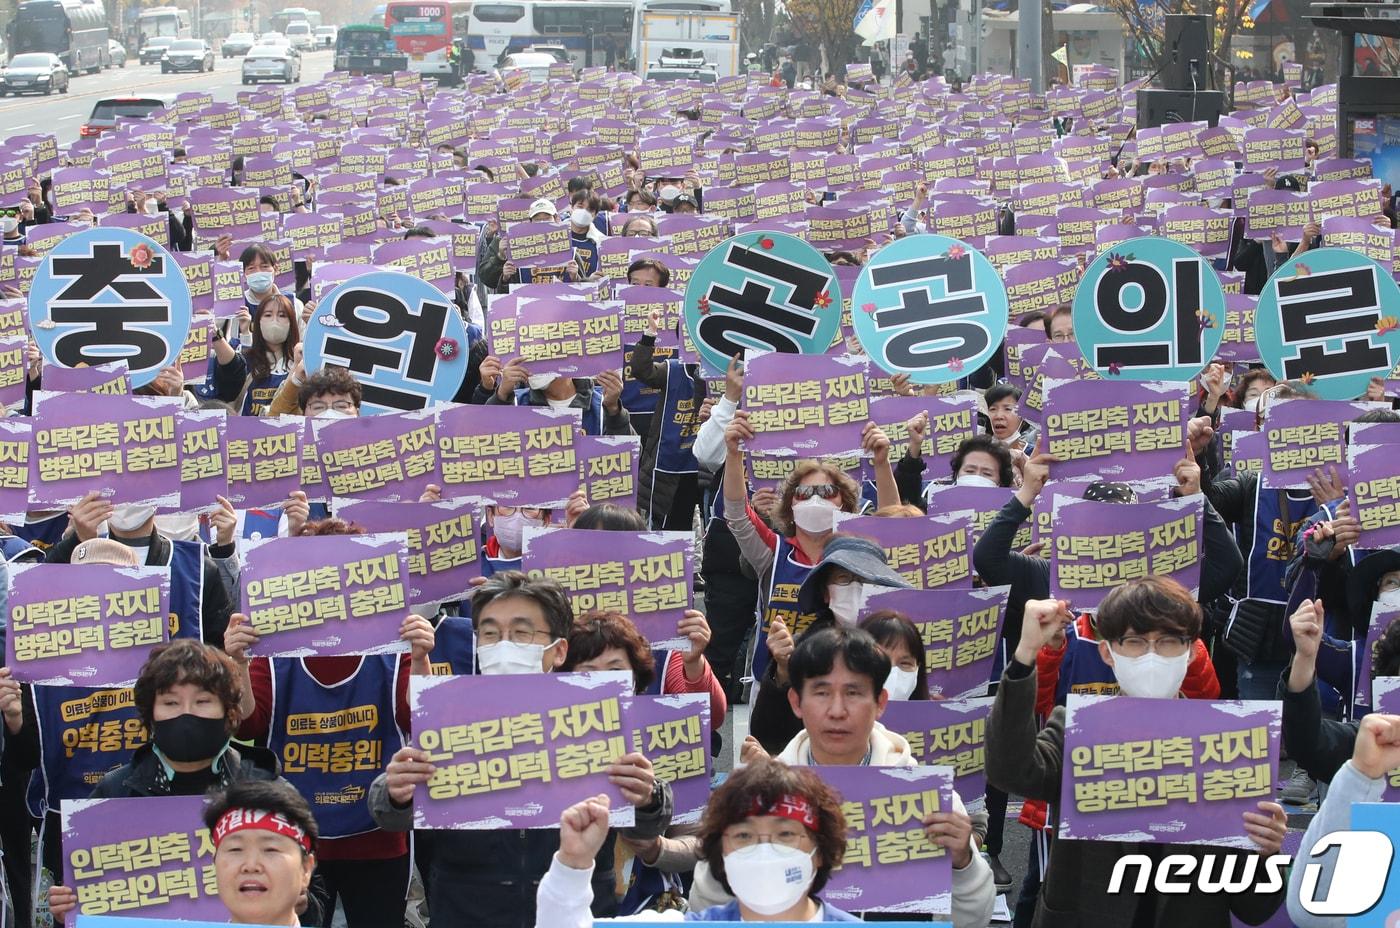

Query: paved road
left=0, top=48, right=335, bottom=143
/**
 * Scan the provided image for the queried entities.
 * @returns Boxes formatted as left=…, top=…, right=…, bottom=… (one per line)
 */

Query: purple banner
left=880, top=697, right=995, bottom=808
left=577, top=434, right=640, bottom=509
left=1058, top=694, right=1281, bottom=847
left=312, top=409, right=440, bottom=503
left=1050, top=495, right=1204, bottom=612
left=491, top=298, right=624, bottom=378
left=189, top=186, right=263, bottom=240
left=176, top=408, right=227, bottom=515
left=0, top=417, right=30, bottom=522
left=224, top=415, right=301, bottom=509
left=622, top=693, right=711, bottom=823
left=240, top=533, right=412, bottom=657
left=1258, top=398, right=1362, bottom=489
left=30, top=393, right=181, bottom=508
left=812, top=766, right=954, bottom=914
left=835, top=513, right=976, bottom=590
left=61, top=795, right=224, bottom=923
left=1374, top=677, right=1400, bottom=800
left=436, top=404, right=579, bottom=507
left=6, top=563, right=169, bottom=687
left=523, top=528, right=693, bottom=649
left=409, top=671, right=637, bottom=829
left=1350, top=442, right=1400, bottom=548
left=866, top=393, right=979, bottom=472
left=861, top=586, right=1005, bottom=698
left=334, top=498, right=482, bottom=605
left=501, top=221, right=573, bottom=269
left=1358, top=605, right=1400, bottom=708
left=1043, top=379, right=1190, bottom=482
left=743, top=352, right=870, bottom=455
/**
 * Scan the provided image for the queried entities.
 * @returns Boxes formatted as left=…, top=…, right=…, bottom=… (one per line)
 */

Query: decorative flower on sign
left=860, top=301, right=877, bottom=315
left=946, top=244, right=966, bottom=260
left=1299, top=371, right=1316, bottom=385
left=1107, top=361, right=1123, bottom=376
left=697, top=296, right=710, bottom=316
left=947, top=357, right=964, bottom=373
left=1293, top=263, right=1312, bottom=278
left=1377, top=316, right=1399, bottom=336
left=128, top=243, right=154, bottom=269
left=434, top=337, right=459, bottom=361
left=758, top=237, right=774, bottom=250
left=1106, top=253, right=1134, bottom=272
left=813, top=290, right=832, bottom=309
left=1197, top=310, right=1217, bottom=331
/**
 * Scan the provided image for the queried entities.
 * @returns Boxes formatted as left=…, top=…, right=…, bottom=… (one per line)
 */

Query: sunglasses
left=792, top=484, right=839, bottom=501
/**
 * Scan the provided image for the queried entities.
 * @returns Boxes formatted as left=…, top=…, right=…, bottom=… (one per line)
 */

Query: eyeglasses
left=477, top=626, right=553, bottom=646
left=722, top=824, right=812, bottom=850
left=1050, top=332, right=1075, bottom=343
left=792, top=484, right=839, bottom=501
left=305, top=400, right=355, bottom=414
left=1112, top=635, right=1193, bottom=658
left=1381, top=576, right=1400, bottom=594
left=827, top=570, right=858, bottom=586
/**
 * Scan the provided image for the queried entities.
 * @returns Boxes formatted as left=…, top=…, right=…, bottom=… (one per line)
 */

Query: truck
left=6, top=0, right=109, bottom=72
left=333, top=23, right=407, bottom=75
left=633, top=0, right=739, bottom=79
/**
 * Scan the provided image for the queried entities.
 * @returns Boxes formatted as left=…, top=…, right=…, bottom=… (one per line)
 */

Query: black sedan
left=0, top=53, right=69, bottom=95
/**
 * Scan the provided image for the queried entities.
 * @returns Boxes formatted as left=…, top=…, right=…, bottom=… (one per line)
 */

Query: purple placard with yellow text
left=742, top=351, right=870, bottom=455
left=312, top=408, right=440, bottom=502
left=29, top=392, right=181, bottom=508
left=334, top=498, right=482, bottom=605
left=1050, top=496, right=1204, bottom=612
left=861, top=586, right=1006, bottom=698
left=436, top=404, right=579, bottom=507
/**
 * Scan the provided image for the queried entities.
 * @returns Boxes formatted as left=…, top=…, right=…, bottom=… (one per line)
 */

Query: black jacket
left=630, top=335, right=706, bottom=528
left=1278, top=665, right=1356, bottom=784
left=90, top=742, right=280, bottom=798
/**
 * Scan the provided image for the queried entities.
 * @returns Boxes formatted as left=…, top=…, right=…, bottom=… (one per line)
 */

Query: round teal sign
left=849, top=233, right=1007, bottom=385
left=1071, top=236, right=1225, bottom=381
left=683, top=231, right=842, bottom=375
left=1255, top=246, right=1400, bottom=400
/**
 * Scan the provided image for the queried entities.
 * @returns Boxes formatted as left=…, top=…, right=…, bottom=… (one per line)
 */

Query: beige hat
left=73, top=538, right=140, bottom=568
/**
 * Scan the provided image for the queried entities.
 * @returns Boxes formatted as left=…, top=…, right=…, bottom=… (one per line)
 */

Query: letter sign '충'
left=1071, top=236, right=1227, bottom=382
left=683, top=231, right=843, bottom=375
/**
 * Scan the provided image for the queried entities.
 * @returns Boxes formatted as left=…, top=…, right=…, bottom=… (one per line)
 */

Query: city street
left=0, top=48, right=335, bottom=143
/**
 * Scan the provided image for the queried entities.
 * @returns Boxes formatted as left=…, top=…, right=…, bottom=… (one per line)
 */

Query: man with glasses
left=1042, top=304, right=1074, bottom=344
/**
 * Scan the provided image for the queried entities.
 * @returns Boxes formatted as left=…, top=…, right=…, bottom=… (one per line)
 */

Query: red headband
left=213, top=808, right=312, bottom=854
left=749, top=793, right=819, bottom=831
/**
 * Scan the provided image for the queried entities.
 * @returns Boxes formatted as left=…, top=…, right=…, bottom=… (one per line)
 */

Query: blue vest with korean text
left=752, top=537, right=815, bottom=682
left=427, top=616, right=475, bottom=675
left=653, top=361, right=699, bottom=476
left=267, top=656, right=403, bottom=838
left=28, top=686, right=145, bottom=816
left=242, top=370, right=290, bottom=417
left=1245, top=484, right=1317, bottom=605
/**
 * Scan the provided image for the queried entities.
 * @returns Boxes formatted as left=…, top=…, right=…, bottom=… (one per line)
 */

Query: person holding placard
left=986, top=579, right=1289, bottom=926
left=211, top=291, right=300, bottom=417
left=631, top=307, right=705, bottom=531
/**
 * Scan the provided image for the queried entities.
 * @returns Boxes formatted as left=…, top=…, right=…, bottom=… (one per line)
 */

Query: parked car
left=161, top=39, right=215, bottom=73
left=108, top=39, right=127, bottom=68
left=138, top=35, right=176, bottom=65
left=315, top=25, right=337, bottom=48
left=285, top=21, right=314, bottom=50
left=499, top=51, right=555, bottom=84
left=80, top=95, right=174, bottom=137
left=0, top=53, right=69, bottom=96
left=222, top=32, right=256, bottom=57
left=242, top=46, right=300, bottom=84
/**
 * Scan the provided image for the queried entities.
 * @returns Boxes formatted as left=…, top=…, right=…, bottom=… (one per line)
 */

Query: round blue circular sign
left=683, top=231, right=842, bottom=375
left=1072, top=236, right=1226, bottom=381
left=1255, top=246, right=1400, bottom=400
left=28, top=227, right=192, bottom=389
left=302, top=270, right=469, bottom=415
left=850, top=233, right=1008, bottom=385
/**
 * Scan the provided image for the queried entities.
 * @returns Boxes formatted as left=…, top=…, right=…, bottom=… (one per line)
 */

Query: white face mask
left=791, top=496, right=837, bottom=534
left=1, top=217, right=18, bottom=235
left=955, top=473, right=999, bottom=488
left=722, top=844, right=816, bottom=915
left=476, top=639, right=553, bottom=675
left=246, top=271, right=275, bottom=294
left=527, top=373, right=557, bottom=391
left=260, top=317, right=291, bottom=345
left=883, top=665, right=918, bottom=701
left=315, top=407, right=354, bottom=420
left=1379, top=588, right=1400, bottom=609
left=1111, top=650, right=1190, bottom=699
left=154, top=512, right=201, bottom=543
left=826, top=581, right=867, bottom=626
left=142, top=200, right=160, bottom=216
left=71, top=217, right=93, bottom=229
left=570, top=207, right=593, bottom=229
left=492, top=510, right=538, bottom=552
left=108, top=503, right=157, bottom=534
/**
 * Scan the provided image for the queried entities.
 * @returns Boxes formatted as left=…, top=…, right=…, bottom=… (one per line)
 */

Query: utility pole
left=1016, top=0, right=1041, bottom=91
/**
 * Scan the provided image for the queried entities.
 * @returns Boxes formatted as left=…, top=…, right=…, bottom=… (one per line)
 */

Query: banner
left=240, top=533, right=412, bottom=657
left=312, top=408, right=440, bottom=502
left=490, top=297, right=625, bottom=378
left=1042, top=379, right=1190, bottom=481
left=622, top=693, right=711, bottom=824
left=30, top=392, right=181, bottom=508
left=175, top=408, right=227, bottom=514
left=224, top=414, right=302, bottom=509
left=880, top=698, right=995, bottom=809
left=577, top=434, right=640, bottom=509
left=409, top=672, right=638, bottom=829
left=1258, top=398, right=1359, bottom=490
left=1050, top=496, right=1204, bottom=612
left=522, top=527, right=693, bottom=649
left=334, top=498, right=482, bottom=606
left=1350, top=443, right=1400, bottom=547
left=6, top=563, right=169, bottom=687
left=742, top=351, right=869, bottom=455
left=436, top=404, right=579, bottom=507
left=1058, top=694, right=1281, bottom=847
left=0, top=417, right=29, bottom=522
left=62, top=796, right=224, bottom=922
left=860, top=586, right=1005, bottom=698
left=835, top=513, right=975, bottom=590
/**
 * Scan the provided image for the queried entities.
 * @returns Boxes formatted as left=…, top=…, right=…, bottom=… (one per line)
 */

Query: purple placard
left=865, top=393, right=979, bottom=470
left=925, top=484, right=1034, bottom=552
left=577, top=433, right=640, bottom=509
left=61, top=795, right=224, bottom=924
left=409, top=671, right=637, bottom=829
left=835, top=512, right=975, bottom=590
left=880, top=697, right=995, bottom=808
left=1375, top=677, right=1400, bottom=798
left=622, top=693, right=711, bottom=823
left=1050, top=495, right=1204, bottom=612
left=1043, top=379, right=1190, bottom=482
left=1358, top=605, right=1400, bottom=709
left=492, top=298, right=624, bottom=378
left=224, top=415, right=301, bottom=509
left=743, top=352, right=870, bottom=455
left=861, top=585, right=1005, bottom=699
left=1258, top=398, right=1363, bottom=489
left=1246, top=188, right=1309, bottom=241
left=6, top=563, right=169, bottom=687
left=522, top=527, right=693, bottom=649
left=1058, top=694, right=1281, bottom=847
left=311, top=409, right=440, bottom=503
left=0, top=417, right=30, bottom=522
left=436, top=404, right=579, bottom=507
left=189, top=186, right=262, bottom=240
left=30, top=393, right=181, bottom=508
left=502, top=221, right=573, bottom=268
left=240, top=532, right=412, bottom=657
left=1349, top=442, right=1400, bottom=547
left=0, top=334, right=25, bottom=410
left=811, top=766, right=954, bottom=914
left=334, top=498, right=482, bottom=605
left=176, top=408, right=227, bottom=515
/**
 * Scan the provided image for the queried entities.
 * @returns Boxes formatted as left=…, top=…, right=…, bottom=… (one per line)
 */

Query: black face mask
left=153, top=713, right=230, bottom=764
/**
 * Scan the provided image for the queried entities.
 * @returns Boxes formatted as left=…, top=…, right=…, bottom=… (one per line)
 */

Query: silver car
left=242, top=47, right=300, bottom=84
left=162, top=39, right=215, bottom=73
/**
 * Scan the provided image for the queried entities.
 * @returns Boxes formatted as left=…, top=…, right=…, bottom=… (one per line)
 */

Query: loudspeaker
left=1164, top=13, right=1212, bottom=91
left=1136, top=88, right=1227, bottom=129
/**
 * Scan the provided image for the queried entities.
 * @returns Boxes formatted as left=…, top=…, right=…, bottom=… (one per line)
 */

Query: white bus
left=466, top=0, right=635, bottom=70
left=137, top=5, right=191, bottom=39
left=270, top=7, right=322, bottom=34
left=634, top=0, right=738, bottom=78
